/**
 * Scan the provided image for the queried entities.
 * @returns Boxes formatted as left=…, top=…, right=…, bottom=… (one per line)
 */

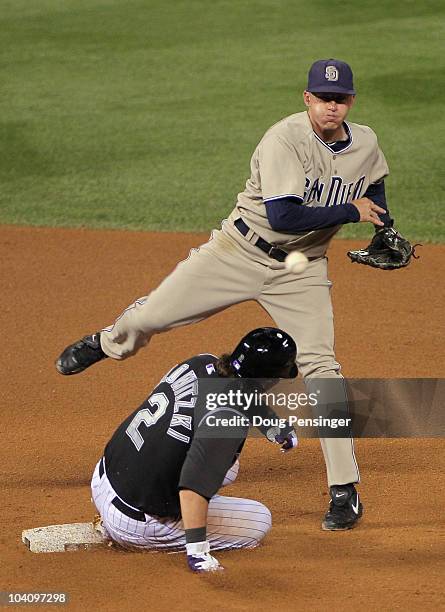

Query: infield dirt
left=1, top=226, right=444, bottom=611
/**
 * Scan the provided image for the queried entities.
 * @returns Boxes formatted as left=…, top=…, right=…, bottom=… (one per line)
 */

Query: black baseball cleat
left=322, top=483, right=363, bottom=531
left=56, top=333, right=108, bottom=375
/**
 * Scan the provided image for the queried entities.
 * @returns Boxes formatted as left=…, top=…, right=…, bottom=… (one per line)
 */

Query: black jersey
left=104, top=354, right=246, bottom=518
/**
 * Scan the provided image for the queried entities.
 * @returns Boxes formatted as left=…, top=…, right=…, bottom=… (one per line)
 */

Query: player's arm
left=178, top=431, right=246, bottom=573
left=179, top=489, right=208, bottom=529
left=361, top=131, right=393, bottom=229
left=265, top=196, right=360, bottom=231
left=259, top=135, right=385, bottom=232
left=179, top=489, right=221, bottom=573
left=362, top=181, right=393, bottom=228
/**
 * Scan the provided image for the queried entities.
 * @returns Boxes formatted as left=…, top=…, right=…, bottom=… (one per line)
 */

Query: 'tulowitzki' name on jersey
left=162, top=362, right=198, bottom=445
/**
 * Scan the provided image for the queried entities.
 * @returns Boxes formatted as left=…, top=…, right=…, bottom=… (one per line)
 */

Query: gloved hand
left=186, top=541, right=224, bottom=573
left=266, top=424, right=298, bottom=453
left=275, top=429, right=298, bottom=453
left=347, top=226, right=419, bottom=270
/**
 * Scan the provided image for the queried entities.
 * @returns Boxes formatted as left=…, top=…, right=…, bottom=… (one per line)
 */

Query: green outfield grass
left=1, top=0, right=444, bottom=241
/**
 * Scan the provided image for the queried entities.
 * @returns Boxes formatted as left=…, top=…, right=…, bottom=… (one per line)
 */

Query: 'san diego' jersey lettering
left=304, top=175, right=366, bottom=207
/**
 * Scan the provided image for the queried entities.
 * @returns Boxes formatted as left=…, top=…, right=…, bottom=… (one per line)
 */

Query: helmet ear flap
left=288, top=363, right=298, bottom=378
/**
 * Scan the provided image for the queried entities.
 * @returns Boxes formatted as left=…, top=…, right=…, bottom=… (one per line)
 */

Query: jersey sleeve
left=178, top=431, right=246, bottom=500
left=258, top=134, right=306, bottom=202
left=266, top=197, right=359, bottom=232
left=368, top=131, right=389, bottom=185
left=363, top=181, right=392, bottom=226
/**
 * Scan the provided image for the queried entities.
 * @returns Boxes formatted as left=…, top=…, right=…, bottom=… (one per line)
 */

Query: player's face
left=303, top=91, right=355, bottom=134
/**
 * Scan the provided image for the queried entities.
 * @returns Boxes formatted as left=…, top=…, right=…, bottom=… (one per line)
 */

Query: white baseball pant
left=91, top=458, right=272, bottom=551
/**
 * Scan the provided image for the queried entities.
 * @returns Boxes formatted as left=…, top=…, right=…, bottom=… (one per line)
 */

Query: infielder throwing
left=58, top=59, right=415, bottom=531
left=91, top=327, right=298, bottom=573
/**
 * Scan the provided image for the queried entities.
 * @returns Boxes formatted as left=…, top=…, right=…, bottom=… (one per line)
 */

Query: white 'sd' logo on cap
left=325, top=65, right=339, bottom=81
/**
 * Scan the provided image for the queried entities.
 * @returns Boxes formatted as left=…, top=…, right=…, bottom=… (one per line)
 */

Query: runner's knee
left=249, top=502, right=272, bottom=544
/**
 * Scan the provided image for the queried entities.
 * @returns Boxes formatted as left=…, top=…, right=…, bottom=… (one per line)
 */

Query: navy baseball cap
left=307, top=59, right=355, bottom=95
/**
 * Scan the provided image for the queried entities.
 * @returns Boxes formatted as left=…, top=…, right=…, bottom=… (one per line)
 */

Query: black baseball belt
left=99, top=457, right=146, bottom=522
left=234, top=218, right=317, bottom=262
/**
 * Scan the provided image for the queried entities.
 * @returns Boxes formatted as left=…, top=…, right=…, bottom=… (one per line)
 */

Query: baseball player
left=91, top=327, right=298, bottom=573
left=57, top=58, right=407, bottom=531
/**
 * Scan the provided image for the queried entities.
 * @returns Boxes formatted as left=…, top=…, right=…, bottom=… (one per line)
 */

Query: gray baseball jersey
left=226, top=111, right=388, bottom=258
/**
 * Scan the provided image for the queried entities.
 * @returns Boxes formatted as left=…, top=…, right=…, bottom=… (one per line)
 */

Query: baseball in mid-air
left=285, top=251, right=309, bottom=274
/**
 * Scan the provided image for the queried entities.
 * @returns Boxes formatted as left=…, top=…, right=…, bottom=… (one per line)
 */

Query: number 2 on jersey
left=125, top=392, right=169, bottom=451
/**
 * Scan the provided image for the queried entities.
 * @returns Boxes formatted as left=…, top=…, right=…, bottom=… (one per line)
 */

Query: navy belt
left=234, top=218, right=317, bottom=263
left=99, top=457, right=146, bottom=522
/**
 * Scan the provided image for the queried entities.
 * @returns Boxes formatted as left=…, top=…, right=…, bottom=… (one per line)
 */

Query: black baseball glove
left=347, top=226, right=419, bottom=270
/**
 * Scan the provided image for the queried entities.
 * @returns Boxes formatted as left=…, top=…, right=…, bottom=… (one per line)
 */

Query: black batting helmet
left=230, top=327, right=298, bottom=378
